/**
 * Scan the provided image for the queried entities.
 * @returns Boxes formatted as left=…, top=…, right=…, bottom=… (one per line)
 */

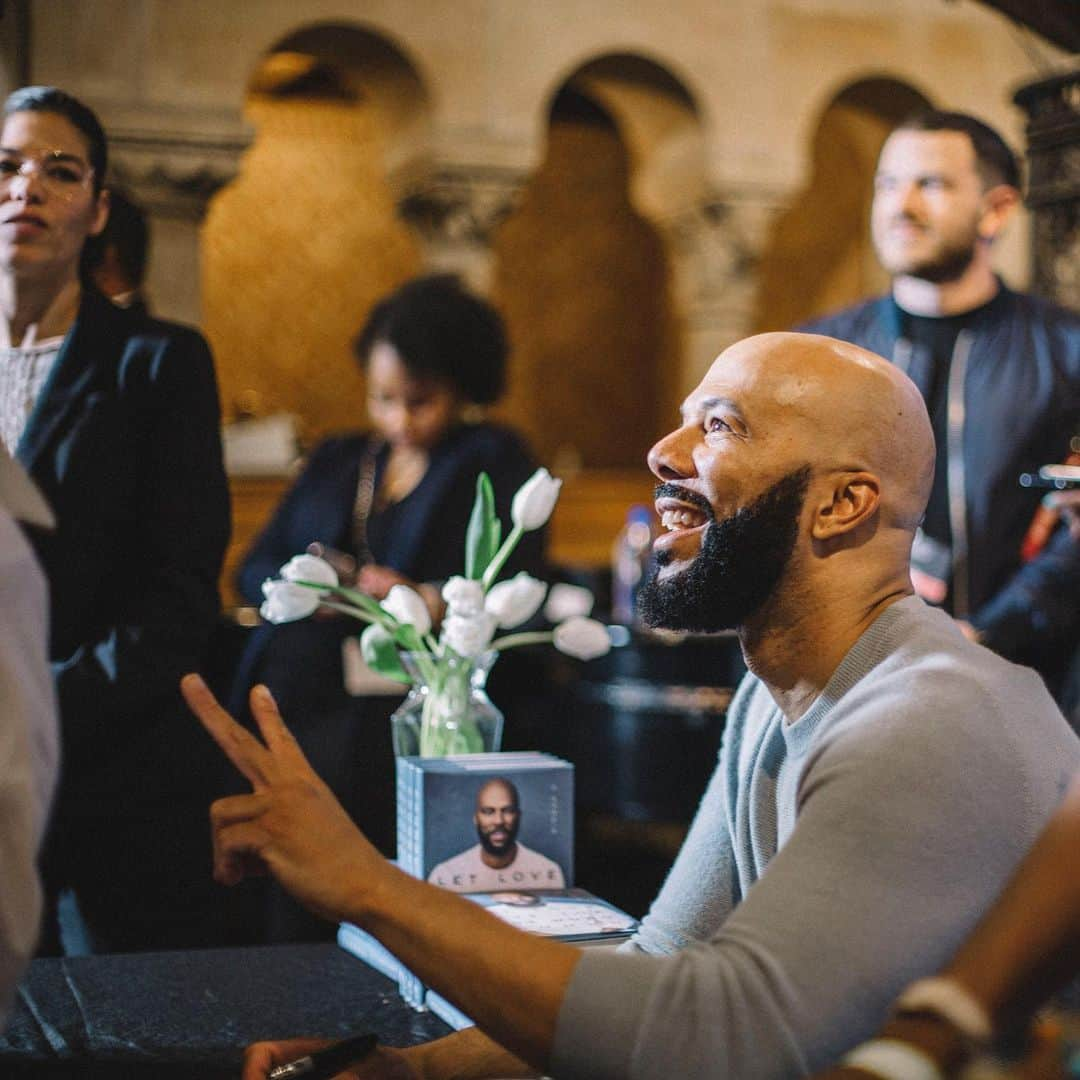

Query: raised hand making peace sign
left=181, top=674, right=381, bottom=923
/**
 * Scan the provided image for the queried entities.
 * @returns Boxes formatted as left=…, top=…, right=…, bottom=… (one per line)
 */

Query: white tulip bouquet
left=258, top=468, right=611, bottom=754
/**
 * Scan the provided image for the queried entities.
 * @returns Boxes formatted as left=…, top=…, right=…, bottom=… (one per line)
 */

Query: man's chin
left=882, top=248, right=977, bottom=285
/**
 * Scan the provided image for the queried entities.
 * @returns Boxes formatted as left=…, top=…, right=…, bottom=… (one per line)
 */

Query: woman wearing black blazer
left=0, top=87, right=232, bottom=953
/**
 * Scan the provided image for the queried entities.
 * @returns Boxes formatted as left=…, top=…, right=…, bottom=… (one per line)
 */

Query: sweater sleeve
left=552, top=672, right=1073, bottom=1080
left=621, top=682, right=751, bottom=955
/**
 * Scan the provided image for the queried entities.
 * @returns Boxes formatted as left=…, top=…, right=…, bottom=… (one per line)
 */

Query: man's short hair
left=3, top=85, right=108, bottom=194
left=894, top=109, right=1021, bottom=192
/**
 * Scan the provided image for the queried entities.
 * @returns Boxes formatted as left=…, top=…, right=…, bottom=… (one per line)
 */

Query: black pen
left=267, top=1032, right=378, bottom=1079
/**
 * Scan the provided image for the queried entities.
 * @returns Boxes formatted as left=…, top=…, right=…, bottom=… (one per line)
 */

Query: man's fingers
left=249, top=684, right=313, bottom=771
left=181, top=673, right=273, bottom=790
left=210, top=792, right=272, bottom=827
left=242, top=1038, right=332, bottom=1080
left=214, top=821, right=273, bottom=886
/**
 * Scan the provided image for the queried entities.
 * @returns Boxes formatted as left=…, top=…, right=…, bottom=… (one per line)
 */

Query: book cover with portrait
left=396, top=752, right=574, bottom=892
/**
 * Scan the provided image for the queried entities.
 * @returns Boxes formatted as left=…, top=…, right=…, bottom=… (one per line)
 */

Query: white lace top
left=0, top=338, right=64, bottom=455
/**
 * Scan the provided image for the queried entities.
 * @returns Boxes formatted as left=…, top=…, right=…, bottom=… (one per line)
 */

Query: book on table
left=338, top=751, right=637, bottom=1020
left=396, top=751, right=574, bottom=892
left=337, top=887, right=638, bottom=1015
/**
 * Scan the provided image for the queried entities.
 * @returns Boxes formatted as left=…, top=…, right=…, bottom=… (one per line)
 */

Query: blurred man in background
left=802, top=111, right=1080, bottom=697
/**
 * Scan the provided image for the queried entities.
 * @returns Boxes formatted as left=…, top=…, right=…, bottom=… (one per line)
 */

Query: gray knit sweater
left=552, top=597, right=1079, bottom=1079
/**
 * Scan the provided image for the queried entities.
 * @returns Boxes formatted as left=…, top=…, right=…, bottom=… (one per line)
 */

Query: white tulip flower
left=260, top=579, right=322, bottom=623
left=543, top=583, right=595, bottom=623
left=279, top=553, right=338, bottom=590
left=383, top=584, right=432, bottom=635
left=485, top=572, right=547, bottom=629
left=553, top=616, right=611, bottom=661
left=442, top=576, right=485, bottom=617
left=511, top=468, right=562, bottom=532
left=443, top=612, right=498, bottom=658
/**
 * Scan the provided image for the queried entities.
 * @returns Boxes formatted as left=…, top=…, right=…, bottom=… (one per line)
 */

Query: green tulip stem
left=488, top=630, right=555, bottom=652
left=405, top=649, right=440, bottom=688
left=481, top=523, right=524, bottom=591
left=316, top=600, right=382, bottom=624
left=291, top=579, right=394, bottom=628
left=416, top=654, right=486, bottom=756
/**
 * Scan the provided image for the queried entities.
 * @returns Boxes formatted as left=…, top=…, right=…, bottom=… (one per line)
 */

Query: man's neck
left=0, top=271, right=82, bottom=348
left=891, top=262, right=1000, bottom=318
left=739, top=580, right=912, bottom=723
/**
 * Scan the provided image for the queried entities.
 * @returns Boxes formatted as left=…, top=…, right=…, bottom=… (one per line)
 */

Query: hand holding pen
left=265, top=1032, right=376, bottom=1079
left=246, top=1031, right=418, bottom=1080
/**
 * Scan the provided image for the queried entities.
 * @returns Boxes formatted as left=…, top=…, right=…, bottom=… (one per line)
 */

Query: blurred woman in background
left=232, top=274, right=546, bottom=939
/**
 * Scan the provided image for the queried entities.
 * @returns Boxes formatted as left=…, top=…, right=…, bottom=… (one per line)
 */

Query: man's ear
left=977, top=184, right=1020, bottom=243
left=89, top=187, right=110, bottom=238
left=811, top=472, right=880, bottom=540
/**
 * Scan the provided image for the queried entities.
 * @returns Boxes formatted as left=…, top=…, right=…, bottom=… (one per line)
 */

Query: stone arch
left=252, top=22, right=432, bottom=179
left=202, top=22, right=430, bottom=442
left=753, top=75, right=933, bottom=332
left=490, top=54, right=701, bottom=471
left=543, top=50, right=710, bottom=223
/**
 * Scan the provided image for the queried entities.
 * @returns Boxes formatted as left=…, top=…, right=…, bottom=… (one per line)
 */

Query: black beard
left=477, top=824, right=518, bottom=856
left=879, top=215, right=979, bottom=285
left=636, top=466, right=811, bottom=633
left=905, top=241, right=977, bottom=285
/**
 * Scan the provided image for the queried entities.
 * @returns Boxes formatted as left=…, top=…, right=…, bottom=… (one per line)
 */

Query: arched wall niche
left=253, top=22, right=433, bottom=178
left=490, top=51, right=709, bottom=472
left=546, top=50, right=709, bottom=223
left=202, top=22, right=429, bottom=444
left=753, top=75, right=933, bottom=332
left=525, top=50, right=773, bottom=406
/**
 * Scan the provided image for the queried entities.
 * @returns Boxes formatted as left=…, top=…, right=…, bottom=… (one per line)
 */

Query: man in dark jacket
left=802, top=111, right=1079, bottom=691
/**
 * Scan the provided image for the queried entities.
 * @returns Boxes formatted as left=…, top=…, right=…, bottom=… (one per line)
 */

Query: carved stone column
left=1013, top=70, right=1080, bottom=310
left=660, top=192, right=782, bottom=395
left=106, top=130, right=249, bottom=325
left=394, top=164, right=527, bottom=294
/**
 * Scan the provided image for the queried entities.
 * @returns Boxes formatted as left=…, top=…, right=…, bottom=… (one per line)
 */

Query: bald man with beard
left=185, top=333, right=1078, bottom=1080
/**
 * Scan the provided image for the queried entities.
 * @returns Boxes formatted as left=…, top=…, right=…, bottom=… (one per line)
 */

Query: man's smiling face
left=638, top=332, right=939, bottom=636
left=639, top=344, right=817, bottom=633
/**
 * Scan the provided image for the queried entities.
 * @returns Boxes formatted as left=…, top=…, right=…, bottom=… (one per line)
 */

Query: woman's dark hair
left=353, top=274, right=508, bottom=405
left=3, top=86, right=108, bottom=194
left=85, top=187, right=149, bottom=285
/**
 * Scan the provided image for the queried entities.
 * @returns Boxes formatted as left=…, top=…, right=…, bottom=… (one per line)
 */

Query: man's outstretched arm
left=181, top=675, right=580, bottom=1074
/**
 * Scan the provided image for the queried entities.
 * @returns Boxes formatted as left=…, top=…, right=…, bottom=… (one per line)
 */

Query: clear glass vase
left=391, top=651, right=504, bottom=757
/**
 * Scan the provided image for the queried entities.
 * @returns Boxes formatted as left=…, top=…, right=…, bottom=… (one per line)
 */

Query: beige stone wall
left=491, top=103, right=675, bottom=470
left=21, top=0, right=1072, bottom=445
left=202, top=96, right=421, bottom=444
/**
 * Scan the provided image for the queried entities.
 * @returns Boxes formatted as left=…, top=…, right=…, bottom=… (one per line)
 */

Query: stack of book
left=396, top=751, right=574, bottom=891
left=338, top=751, right=638, bottom=1028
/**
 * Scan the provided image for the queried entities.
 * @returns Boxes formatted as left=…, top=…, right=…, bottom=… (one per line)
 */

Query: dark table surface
left=0, top=943, right=452, bottom=1078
